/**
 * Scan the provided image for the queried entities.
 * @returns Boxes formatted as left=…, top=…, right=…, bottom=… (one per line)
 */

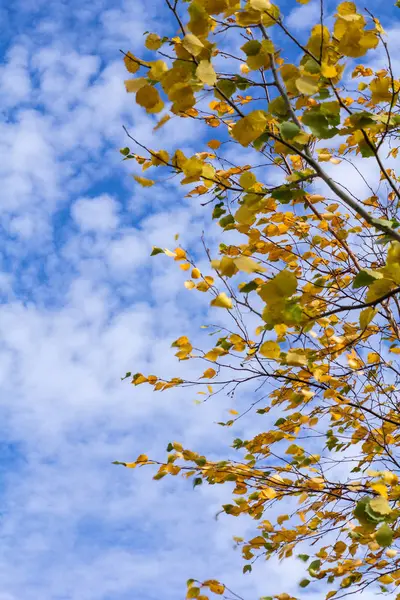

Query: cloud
left=72, top=194, right=120, bottom=232
left=285, top=1, right=322, bottom=33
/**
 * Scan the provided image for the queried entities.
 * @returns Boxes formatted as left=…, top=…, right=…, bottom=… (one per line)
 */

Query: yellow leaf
left=136, top=454, right=148, bottom=463
left=201, top=368, right=217, bottom=379
left=386, top=549, right=397, bottom=558
left=334, top=541, right=347, bottom=555
left=259, top=341, right=280, bottom=360
left=321, top=63, right=337, bottom=78
left=296, top=76, right=319, bottom=96
left=359, top=307, right=376, bottom=329
left=370, top=77, right=393, bottom=104
left=286, top=350, right=307, bottom=366
left=249, top=0, right=271, bottom=9
left=134, top=176, right=155, bottom=187
left=145, top=33, right=162, bottom=50
left=366, top=278, right=394, bottom=303
left=208, top=582, right=225, bottom=595
left=124, top=52, right=140, bottom=74
left=296, top=0, right=311, bottom=3
left=239, top=171, right=257, bottom=190
left=125, top=78, right=147, bottom=92
left=136, top=85, right=164, bottom=113
left=204, top=348, right=226, bottom=361
left=233, top=256, right=266, bottom=273
left=207, top=139, right=221, bottom=150
left=277, top=514, right=289, bottom=525
left=367, top=352, right=380, bottom=364
left=148, top=60, right=168, bottom=81
left=347, top=357, right=362, bottom=369
left=369, top=496, right=392, bottom=515
left=229, top=409, right=239, bottom=415
left=337, top=1, right=357, bottom=15
left=185, top=280, right=196, bottom=289
left=258, top=270, right=297, bottom=302
left=378, top=575, right=394, bottom=585
left=260, top=487, right=277, bottom=499
left=125, top=462, right=137, bottom=468
left=210, top=293, right=233, bottom=309
left=182, top=34, right=204, bottom=56
left=174, top=247, right=187, bottom=261
left=153, top=114, right=171, bottom=131
left=371, top=482, right=388, bottom=498
left=231, top=110, right=268, bottom=147
left=196, top=60, right=217, bottom=86
left=383, top=471, right=398, bottom=485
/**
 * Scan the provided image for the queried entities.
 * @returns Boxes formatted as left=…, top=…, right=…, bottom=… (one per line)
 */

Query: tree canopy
left=116, top=1, right=400, bottom=598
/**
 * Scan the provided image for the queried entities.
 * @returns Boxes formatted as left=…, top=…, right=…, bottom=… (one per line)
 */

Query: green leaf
left=358, top=140, right=375, bottom=158
left=241, top=40, right=262, bottom=56
left=240, top=280, right=258, bottom=294
left=243, top=565, right=252, bottom=574
left=150, top=247, right=165, bottom=256
left=212, top=202, right=226, bottom=219
left=215, top=79, right=236, bottom=99
left=219, top=214, right=235, bottom=229
left=354, top=497, right=373, bottom=525
left=376, top=523, right=393, bottom=547
left=268, top=96, right=289, bottom=117
left=308, top=559, right=321, bottom=572
left=120, top=147, right=130, bottom=156
left=348, top=111, right=376, bottom=130
left=359, top=307, right=377, bottom=329
left=235, top=75, right=251, bottom=91
left=299, top=579, right=310, bottom=588
left=253, top=132, right=269, bottom=150
left=302, top=106, right=339, bottom=139
left=193, top=477, right=203, bottom=488
left=352, top=268, right=383, bottom=289
left=280, top=121, right=301, bottom=140
left=271, top=187, right=306, bottom=204
left=297, top=554, right=310, bottom=562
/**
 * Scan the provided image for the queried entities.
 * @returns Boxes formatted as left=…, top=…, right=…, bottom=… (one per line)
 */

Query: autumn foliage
left=117, top=1, right=400, bottom=598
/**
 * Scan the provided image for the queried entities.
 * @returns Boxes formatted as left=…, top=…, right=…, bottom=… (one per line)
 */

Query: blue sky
left=1, top=0, right=400, bottom=599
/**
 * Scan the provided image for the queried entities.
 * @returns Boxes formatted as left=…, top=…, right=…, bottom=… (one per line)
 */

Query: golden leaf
left=201, top=368, right=217, bottom=379
left=259, top=341, right=280, bottom=360
left=145, top=33, right=162, bottom=50
left=231, top=110, right=268, bottom=147
left=125, top=78, right=147, bottom=92
left=124, top=52, right=140, bottom=73
left=210, top=293, right=233, bottom=309
left=233, top=256, right=266, bottom=273
left=153, top=114, right=171, bottom=131
left=134, top=176, right=155, bottom=187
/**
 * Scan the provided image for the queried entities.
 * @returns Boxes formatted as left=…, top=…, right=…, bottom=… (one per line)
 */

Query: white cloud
left=72, top=194, right=120, bottom=231
left=286, top=1, right=321, bottom=32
